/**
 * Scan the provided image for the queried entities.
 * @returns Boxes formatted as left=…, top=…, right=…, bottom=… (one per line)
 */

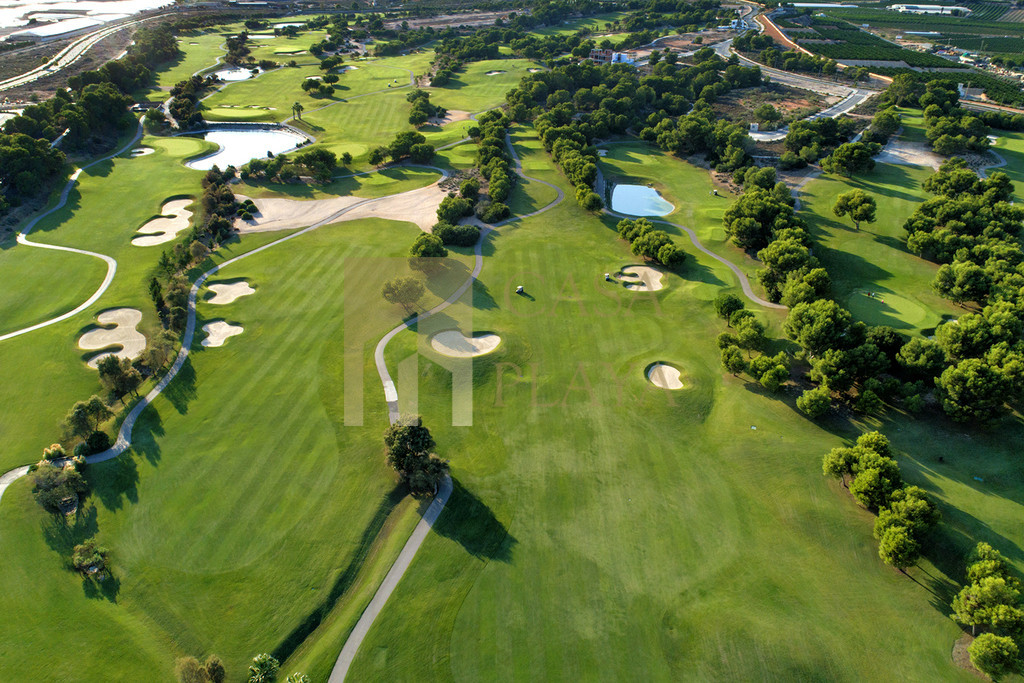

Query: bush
left=797, top=385, right=831, bottom=418
left=86, top=431, right=111, bottom=454
left=434, top=222, right=480, bottom=246
left=476, top=201, right=510, bottom=224
left=42, top=444, right=66, bottom=461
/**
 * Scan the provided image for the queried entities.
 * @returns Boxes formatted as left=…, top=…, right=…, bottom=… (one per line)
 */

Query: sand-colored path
left=236, top=179, right=447, bottom=234
left=206, top=281, right=255, bottom=305
left=0, top=120, right=143, bottom=343
left=78, top=308, right=147, bottom=368
left=619, top=265, right=664, bottom=291
left=132, top=199, right=194, bottom=247
left=201, top=320, right=244, bottom=347
left=605, top=208, right=785, bottom=310
left=330, top=132, right=565, bottom=683
left=647, top=363, right=683, bottom=390
left=430, top=330, right=501, bottom=357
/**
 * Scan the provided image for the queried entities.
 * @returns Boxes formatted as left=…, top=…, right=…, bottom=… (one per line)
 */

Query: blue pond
left=610, top=184, right=674, bottom=216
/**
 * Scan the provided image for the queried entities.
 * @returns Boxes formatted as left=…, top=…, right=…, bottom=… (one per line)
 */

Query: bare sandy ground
left=235, top=183, right=447, bottom=233
left=201, top=320, right=244, bottom=347
left=875, top=139, right=943, bottom=170
left=78, top=307, right=146, bottom=368
left=647, top=363, right=683, bottom=389
left=430, top=109, right=470, bottom=125
left=620, top=265, right=665, bottom=291
left=430, top=330, right=501, bottom=357
left=206, top=281, right=255, bottom=305
left=132, top=198, right=193, bottom=247
left=130, top=147, right=154, bottom=157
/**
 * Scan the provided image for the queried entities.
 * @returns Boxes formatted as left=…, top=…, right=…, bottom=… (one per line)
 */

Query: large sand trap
left=79, top=308, right=146, bottom=368
left=132, top=199, right=193, bottom=247
left=647, top=363, right=683, bottom=390
left=235, top=182, right=447, bottom=233
left=206, top=281, right=255, bottom=305
left=528, top=68, right=542, bottom=73
left=430, top=330, right=501, bottom=357
left=130, top=147, right=154, bottom=157
left=485, top=70, right=505, bottom=76
left=202, top=320, right=244, bottom=347
left=431, top=109, right=471, bottom=125
left=875, top=140, right=943, bottom=170
left=619, top=266, right=664, bottom=291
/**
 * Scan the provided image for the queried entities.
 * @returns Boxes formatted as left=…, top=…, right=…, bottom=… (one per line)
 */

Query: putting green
left=845, top=289, right=929, bottom=329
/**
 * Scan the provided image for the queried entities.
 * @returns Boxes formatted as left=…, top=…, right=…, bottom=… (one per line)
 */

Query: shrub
left=86, top=431, right=111, bottom=454
left=476, top=201, right=510, bottom=224
left=433, top=222, right=480, bottom=247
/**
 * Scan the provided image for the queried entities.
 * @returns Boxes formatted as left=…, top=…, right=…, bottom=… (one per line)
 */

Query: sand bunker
left=619, top=266, right=664, bottom=291
left=235, top=182, right=446, bottom=233
left=431, top=109, right=471, bottom=125
left=206, top=281, right=255, bottom=305
left=201, top=320, right=244, bottom=347
left=485, top=70, right=505, bottom=76
left=430, top=330, right=501, bottom=357
left=130, top=147, right=154, bottom=157
left=528, top=68, right=542, bottom=73
left=79, top=308, right=146, bottom=368
left=132, top=199, right=193, bottom=247
left=875, top=140, right=943, bottom=170
left=647, top=363, right=683, bottom=390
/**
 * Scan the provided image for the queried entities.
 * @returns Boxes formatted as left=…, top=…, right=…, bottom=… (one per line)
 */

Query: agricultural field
left=2, top=11, right=1024, bottom=683
left=826, top=7, right=1024, bottom=37
left=793, top=18, right=968, bottom=68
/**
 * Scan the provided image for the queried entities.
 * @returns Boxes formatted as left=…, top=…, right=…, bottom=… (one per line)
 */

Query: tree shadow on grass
left=82, top=571, right=120, bottom=603
left=90, top=450, right=141, bottom=511
left=163, top=357, right=198, bottom=415
left=41, top=503, right=99, bottom=556
left=431, top=479, right=516, bottom=563
left=128, top=405, right=164, bottom=467
left=270, top=484, right=406, bottom=664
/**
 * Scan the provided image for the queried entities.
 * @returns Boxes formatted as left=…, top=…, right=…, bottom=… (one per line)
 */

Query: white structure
left=890, top=4, right=971, bottom=15
left=5, top=17, right=103, bottom=42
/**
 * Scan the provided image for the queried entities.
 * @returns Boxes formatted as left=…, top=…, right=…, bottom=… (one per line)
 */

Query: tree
left=176, top=655, right=225, bottom=683
left=285, top=675, right=310, bottom=683
left=368, top=146, right=389, bottom=166
left=71, top=538, right=108, bottom=574
left=937, top=358, right=1011, bottom=423
left=822, top=446, right=860, bottom=485
left=784, top=299, right=853, bottom=355
left=248, top=653, right=279, bottom=683
left=97, top=356, right=142, bottom=400
left=721, top=345, right=746, bottom=375
left=832, top=190, right=877, bottom=230
left=291, top=101, right=303, bottom=120
left=383, top=416, right=449, bottom=495
left=381, top=276, right=424, bottom=313
left=952, top=575, right=1022, bottom=635
left=714, top=293, right=744, bottom=321
left=821, top=142, right=879, bottom=177
left=409, top=233, right=448, bottom=258
left=797, top=385, right=831, bottom=418
left=877, top=525, right=920, bottom=571
left=968, top=634, right=1020, bottom=680
left=205, top=656, right=226, bottom=683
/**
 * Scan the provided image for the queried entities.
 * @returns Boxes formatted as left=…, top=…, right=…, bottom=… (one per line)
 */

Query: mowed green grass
left=347, top=128, right=992, bottom=681
left=0, top=216, right=476, bottom=679
left=155, top=32, right=229, bottom=88
left=0, top=237, right=107, bottom=336
left=799, top=162, right=960, bottom=333
left=426, top=59, right=543, bottom=113
left=597, top=142, right=764, bottom=292
left=992, top=128, right=1024, bottom=203
left=527, top=11, right=630, bottom=37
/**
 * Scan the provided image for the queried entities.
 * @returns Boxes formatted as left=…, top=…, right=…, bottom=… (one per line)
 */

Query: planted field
left=826, top=8, right=1024, bottom=37
left=940, top=34, right=1024, bottom=52
left=796, top=22, right=966, bottom=67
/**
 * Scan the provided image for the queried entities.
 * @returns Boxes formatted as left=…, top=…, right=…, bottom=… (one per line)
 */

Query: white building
left=890, top=4, right=971, bottom=15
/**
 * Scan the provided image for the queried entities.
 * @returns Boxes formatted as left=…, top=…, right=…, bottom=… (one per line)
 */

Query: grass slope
left=347, top=127, right=983, bottom=682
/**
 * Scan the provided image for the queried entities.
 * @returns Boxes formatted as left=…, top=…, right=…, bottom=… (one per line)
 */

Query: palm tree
left=292, top=101, right=303, bottom=120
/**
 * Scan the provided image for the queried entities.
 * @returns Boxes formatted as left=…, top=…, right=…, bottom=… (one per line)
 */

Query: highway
left=0, top=14, right=167, bottom=93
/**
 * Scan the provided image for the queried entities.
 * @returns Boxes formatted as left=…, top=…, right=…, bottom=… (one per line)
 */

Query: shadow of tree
left=432, top=479, right=516, bottom=563
left=270, top=484, right=406, bottom=664
left=90, top=451, right=141, bottom=511
left=163, top=357, right=197, bottom=415
left=128, top=406, right=164, bottom=467
left=41, top=503, right=99, bottom=556
left=82, top=571, right=120, bottom=603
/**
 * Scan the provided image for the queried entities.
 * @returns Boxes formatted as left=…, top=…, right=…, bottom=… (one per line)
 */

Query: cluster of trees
left=383, top=417, right=449, bottom=496
left=781, top=115, right=859, bottom=168
left=0, top=133, right=66, bottom=211
left=31, top=458, right=87, bottom=514
left=535, top=106, right=603, bottom=211
left=951, top=543, right=1024, bottom=679
left=821, top=142, right=881, bottom=177
left=724, top=168, right=830, bottom=305
left=175, top=655, right=226, bottom=683
left=97, top=356, right=143, bottom=402
left=368, top=130, right=436, bottom=166
left=905, top=158, right=1019, bottom=273
left=62, top=395, right=113, bottom=456
left=407, top=89, right=444, bottom=126
left=169, top=75, right=217, bottom=129
left=615, top=218, right=686, bottom=269
left=465, top=110, right=513, bottom=223
left=71, top=538, right=109, bottom=576
left=860, top=107, right=901, bottom=146
left=300, top=75, right=337, bottom=99
left=293, top=148, right=337, bottom=183
left=225, top=31, right=251, bottom=65
left=821, top=432, right=939, bottom=570
left=920, top=82, right=991, bottom=156
left=714, top=295, right=785, bottom=388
